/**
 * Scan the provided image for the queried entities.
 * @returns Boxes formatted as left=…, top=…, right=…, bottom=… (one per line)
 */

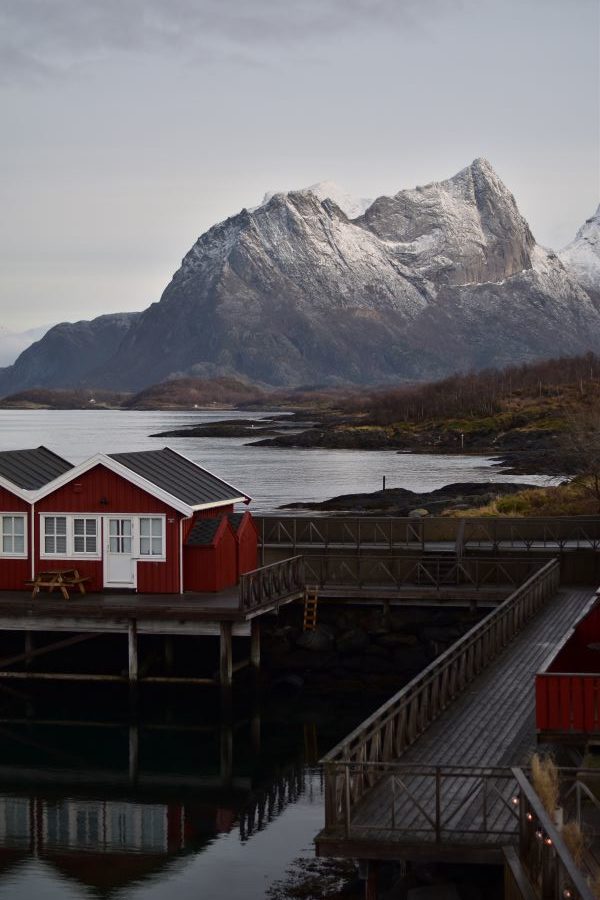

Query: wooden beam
left=250, top=618, right=261, bottom=671
left=0, top=632, right=99, bottom=670
left=220, top=622, right=232, bottom=689
left=128, top=620, right=138, bottom=682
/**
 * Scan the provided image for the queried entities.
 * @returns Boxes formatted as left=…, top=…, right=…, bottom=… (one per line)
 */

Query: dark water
left=0, top=680, right=381, bottom=900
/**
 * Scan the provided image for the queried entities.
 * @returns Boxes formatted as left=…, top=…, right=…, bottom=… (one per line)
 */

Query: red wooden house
left=536, top=596, right=600, bottom=741
left=0, top=446, right=257, bottom=594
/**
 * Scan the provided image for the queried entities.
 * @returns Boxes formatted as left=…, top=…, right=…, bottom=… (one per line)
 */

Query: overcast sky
left=0, top=0, right=598, bottom=335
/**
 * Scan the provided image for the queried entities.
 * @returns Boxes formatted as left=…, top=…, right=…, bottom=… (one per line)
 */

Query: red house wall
left=0, top=487, right=30, bottom=590
left=236, top=514, right=258, bottom=577
left=35, top=465, right=183, bottom=593
left=183, top=521, right=237, bottom=593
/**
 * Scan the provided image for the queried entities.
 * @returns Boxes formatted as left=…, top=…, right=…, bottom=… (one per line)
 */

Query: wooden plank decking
left=316, top=587, right=596, bottom=862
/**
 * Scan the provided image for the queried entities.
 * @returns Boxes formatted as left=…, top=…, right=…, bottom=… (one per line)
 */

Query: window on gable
left=139, top=518, right=163, bottom=557
left=1, top=515, right=26, bottom=556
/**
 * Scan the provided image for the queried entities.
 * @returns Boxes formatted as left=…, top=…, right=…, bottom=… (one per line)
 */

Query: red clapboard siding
left=183, top=518, right=237, bottom=592
left=35, top=464, right=183, bottom=593
left=236, top=512, right=259, bottom=577
left=536, top=673, right=600, bottom=734
left=0, top=488, right=31, bottom=590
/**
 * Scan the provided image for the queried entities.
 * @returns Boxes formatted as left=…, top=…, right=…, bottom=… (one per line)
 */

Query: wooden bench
left=26, top=569, right=91, bottom=600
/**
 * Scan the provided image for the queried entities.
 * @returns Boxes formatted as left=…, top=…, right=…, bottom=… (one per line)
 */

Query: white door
left=104, top=518, right=136, bottom=587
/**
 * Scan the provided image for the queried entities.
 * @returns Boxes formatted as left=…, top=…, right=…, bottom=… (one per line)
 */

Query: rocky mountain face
left=559, top=205, right=600, bottom=304
left=1, top=159, right=599, bottom=394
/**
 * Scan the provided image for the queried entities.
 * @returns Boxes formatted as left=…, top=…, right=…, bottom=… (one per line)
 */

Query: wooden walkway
left=316, top=585, right=596, bottom=863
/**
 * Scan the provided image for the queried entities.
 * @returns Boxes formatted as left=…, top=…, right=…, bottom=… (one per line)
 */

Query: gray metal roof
left=0, top=446, right=73, bottom=490
left=186, top=518, right=223, bottom=546
left=109, top=448, right=248, bottom=508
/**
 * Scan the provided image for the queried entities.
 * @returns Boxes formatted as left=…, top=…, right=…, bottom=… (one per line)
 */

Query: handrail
left=320, top=559, right=560, bottom=830
left=512, top=767, right=594, bottom=900
left=323, top=558, right=559, bottom=764
left=238, top=555, right=305, bottom=613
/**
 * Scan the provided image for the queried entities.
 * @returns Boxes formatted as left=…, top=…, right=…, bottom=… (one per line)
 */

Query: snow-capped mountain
left=560, top=205, right=600, bottom=301
left=260, top=180, right=372, bottom=219
left=1, top=159, right=599, bottom=395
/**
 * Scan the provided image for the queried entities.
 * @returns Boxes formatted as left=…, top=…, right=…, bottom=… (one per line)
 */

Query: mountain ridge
left=1, top=160, right=599, bottom=395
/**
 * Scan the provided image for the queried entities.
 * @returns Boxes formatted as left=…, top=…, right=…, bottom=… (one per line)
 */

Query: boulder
left=336, top=628, right=369, bottom=654
left=296, top=626, right=335, bottom=651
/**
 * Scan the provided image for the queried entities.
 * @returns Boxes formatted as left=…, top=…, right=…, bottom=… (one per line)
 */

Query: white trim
left=0, top=513, right=28, bottom=559
left=39, top=513, right=101, bottom=561
left=190, top=497, right=247, bottom=512
left=137, top=515, right=166, bottom=561
left=30, top=502, right=35, bottom=579
left=0, top=474, right=32, bottom=503
left=30, top=454, right=193, bottom=515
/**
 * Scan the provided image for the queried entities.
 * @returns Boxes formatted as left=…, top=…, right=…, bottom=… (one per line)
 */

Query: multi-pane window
left=139, top=518, right=163, bottom=557
left=42, top=516, right=100, bottom=558
left=73, top=518, right=97, bottom=554
left=109, top=519, right=132, bottom=554
left=1, top=516, right=26, bottom=556
left=44, top=516, right=67, bottom=555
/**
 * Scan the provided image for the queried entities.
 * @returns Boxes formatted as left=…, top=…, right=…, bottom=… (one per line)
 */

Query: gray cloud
left=0, top=0, right=463, bottom=83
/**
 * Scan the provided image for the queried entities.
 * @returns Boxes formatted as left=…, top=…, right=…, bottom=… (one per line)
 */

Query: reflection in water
left=0, top=683, right=362, bottom=899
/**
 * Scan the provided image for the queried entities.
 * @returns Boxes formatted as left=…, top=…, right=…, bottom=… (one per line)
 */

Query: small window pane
left=14, top=534, right=24, bottom=553
left=152, top=520, right=161, bottom=537
left=151, top=537, right=162, bottom=555
left=140, top=520, right=150, bottom=537
left=74, top=536, right=84, bottom=553
left=14, top=518, right=24, bottom=536
left=109, top=536, right=119, bottom=553
left=86, top=520, right=96, bottom=536
left=74, top=519, right=85, bottom=536
left=122, top=537, right=132, bottom=553
left=2, top=536, right=10, bottom=553
left=2, top=517, right=13, bottom=537
left=122, top=521, right=131, bottom=537
left=56, top=536, right=67, bottom=554
left=56, top=517, right=67, bottom=535
left=45, top=536, right=54, bottom=553
left=140, top=537, right=150, bottom=556
left=46, top=519, right=55, bottom=535
left=85, top=535, right=96, bottom=553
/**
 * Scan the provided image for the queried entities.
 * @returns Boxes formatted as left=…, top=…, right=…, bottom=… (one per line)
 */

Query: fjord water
left=0, top=408, right=550, bottom=898
left=0, top=409, right=552, bottom=512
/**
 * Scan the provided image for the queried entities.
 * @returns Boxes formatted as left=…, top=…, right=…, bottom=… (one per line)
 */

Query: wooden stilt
left=128, top=621, right=138, bottom=682
left=250, top=619, right=261, bottom=672
left=219, top=622, right=232, bottom=689
left=24, top=632, right=33, bottom=668
left=164, top=636, right=174, bottom=672
left=365, top=862, right=378, bottom=900
left=129, top=724, right=139, bottom=784
left=251, top=712, right=261, bottom=755
left=220, top=723, right=233, bottom=785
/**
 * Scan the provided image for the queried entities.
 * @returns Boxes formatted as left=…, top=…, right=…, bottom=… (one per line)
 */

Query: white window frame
left=40, top=514, right=101, bottom=560
left=138, top=516, right=166, bottom=560
left=0, top=514, right=27, bottom=558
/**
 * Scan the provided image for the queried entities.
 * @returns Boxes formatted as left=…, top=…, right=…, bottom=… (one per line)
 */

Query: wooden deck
left=316, top=584, right=596, bottom=863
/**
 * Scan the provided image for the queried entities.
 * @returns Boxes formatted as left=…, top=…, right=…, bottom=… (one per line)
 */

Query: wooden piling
left=128, top=621, right=138, bottom=682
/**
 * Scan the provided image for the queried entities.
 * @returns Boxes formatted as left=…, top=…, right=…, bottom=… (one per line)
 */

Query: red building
left=0, top=446, right=257, bottom=594
left=536, top=596, right=600, bottom=740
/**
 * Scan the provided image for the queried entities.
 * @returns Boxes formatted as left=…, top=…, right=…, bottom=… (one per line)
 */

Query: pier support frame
left=220, top=622, right=233, bottom=690
left=128, top=621, right=138, bottom=682
left=250, top=619, right=261, bottom=673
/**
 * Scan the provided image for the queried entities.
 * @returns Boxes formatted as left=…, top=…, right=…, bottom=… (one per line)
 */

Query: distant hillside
left=124, top=376, right=267, bottom=409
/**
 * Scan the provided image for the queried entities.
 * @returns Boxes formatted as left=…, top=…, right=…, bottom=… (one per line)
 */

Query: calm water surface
left=0, top=409, right=547, bottom=898
left=0, top=409, right=553, bottom=512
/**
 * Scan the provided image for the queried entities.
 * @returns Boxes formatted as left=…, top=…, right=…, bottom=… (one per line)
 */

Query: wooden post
left=24, top=632, right=34, bottom=668
left=250, top=619, right=261, bottom=673
left=164, top=636, right=174, bottom=672
left=220, top=722, right=233, bottom=785
left=220, top=622, right=233, bottom=690
left=129, top=724, right=139, bottom=784
left=128, top=621, right=138, bottom=682
left=251, top=711, right=261, bottom=755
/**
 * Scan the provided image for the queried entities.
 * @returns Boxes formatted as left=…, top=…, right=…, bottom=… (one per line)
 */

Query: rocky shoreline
left=280, top=481, right=540, bottom=516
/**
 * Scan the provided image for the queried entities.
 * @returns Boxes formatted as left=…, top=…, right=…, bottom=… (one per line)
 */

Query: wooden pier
left=315, top=560, right=600, bottom=898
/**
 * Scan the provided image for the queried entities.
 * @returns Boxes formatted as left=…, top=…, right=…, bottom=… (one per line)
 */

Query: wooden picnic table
left=26, top=569, right=91, bottom=600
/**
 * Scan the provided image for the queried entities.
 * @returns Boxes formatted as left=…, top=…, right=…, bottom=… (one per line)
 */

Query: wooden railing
left=513, top=768, right=594, bottom=900
left=323, top=763, right=520, bottom=841
left=303, top=555, right=547, bottom=593
left=536, top=673, right=600, bottom=736
left=258, top=515, right=600, bottom=552
left=322, top=559, right=560, bottom=827
left=238, top=556, right=305, bottom=613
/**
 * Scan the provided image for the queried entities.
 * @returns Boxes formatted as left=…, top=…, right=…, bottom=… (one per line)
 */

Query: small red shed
left=228, top=512, right=259, bottom=579
left=183, top=516, right=238, bottom=593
